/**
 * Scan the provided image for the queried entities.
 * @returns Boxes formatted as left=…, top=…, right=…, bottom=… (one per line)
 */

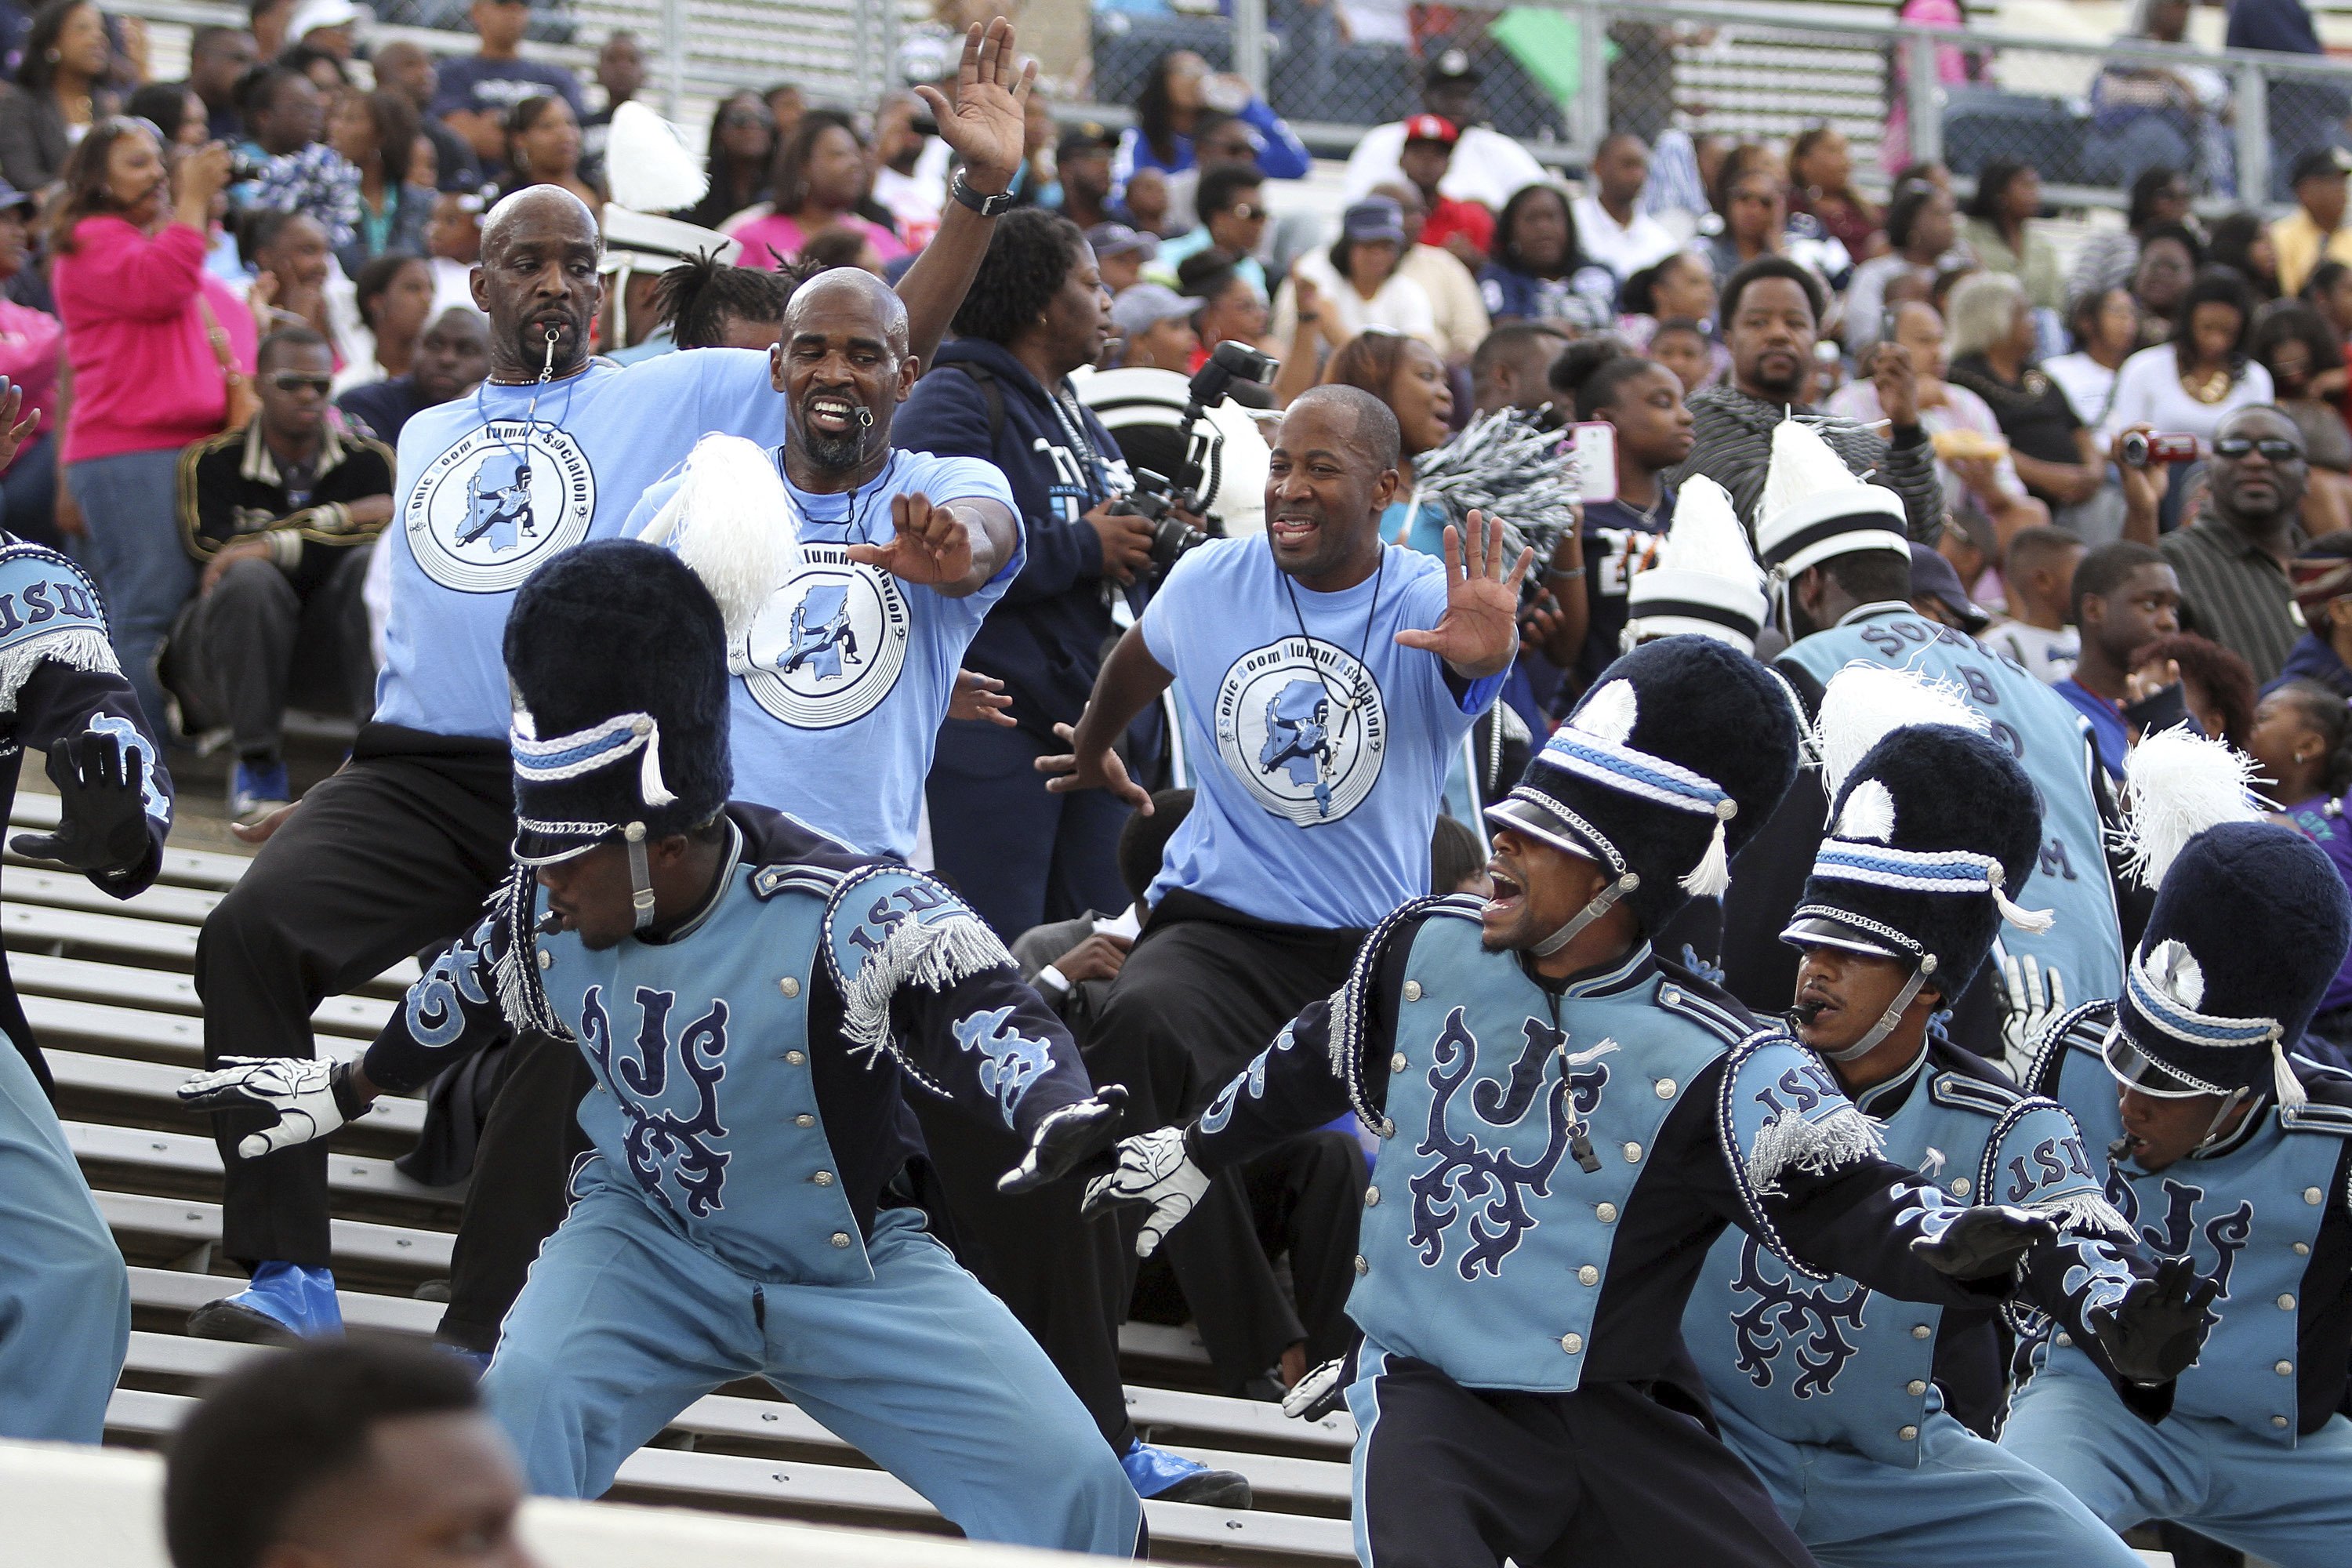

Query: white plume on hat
left=1813, top=662, right=1987, bottom=801
left=1624, top=476, right=1767, bottom=654
left=639, top=434, right=799, bottom=643
left=1752, top=417, right=1909, bottom=580
left=2117, top=724, right=2269, bottom=888
left=604, top=100, right=708, bottom=214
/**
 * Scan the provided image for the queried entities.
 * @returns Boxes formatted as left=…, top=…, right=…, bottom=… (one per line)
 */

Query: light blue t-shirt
left=625, top=447, right=1022, bottom=857
left=376, top=350, right=788, bottom=739
left=1140, top=536, right=1504, bottom=928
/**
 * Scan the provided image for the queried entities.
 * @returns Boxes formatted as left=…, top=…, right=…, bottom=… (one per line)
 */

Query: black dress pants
left=195, top=724, right=512, bottom=1267
left=1353, top=1352, right=1818, bottom=1568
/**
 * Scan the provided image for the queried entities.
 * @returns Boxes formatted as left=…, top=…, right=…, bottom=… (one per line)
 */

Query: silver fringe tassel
left=0, top=627, right=117, bottom=713
left=1748, top=1104, right=1885, bottom=1195
left=838, top=912, right=1013, bottom=1069
left=2032, top=1188, right=2135, bottom=1238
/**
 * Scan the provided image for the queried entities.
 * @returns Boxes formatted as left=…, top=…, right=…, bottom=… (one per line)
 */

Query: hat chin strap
left=1817, top=955, right=1938, bottom=1064
left=624, top=822, right=657, bottom=932
left=1530, top=873, right=1639, bottom=959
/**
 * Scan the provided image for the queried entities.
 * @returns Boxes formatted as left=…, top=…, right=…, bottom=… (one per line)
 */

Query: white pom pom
left=603, top=100, right=707, bottom=214
left=1835, top=777, right=1898, bottom=842
left=2119, top=725, right=2266, bottom=887
left=1573, top=678, right=1640, bottom=745
left=1813, top=664, right=1988, bottom=799
left=2147, top=938, right=2205, bottom=1007
left=1758, top=417, right=1866, bottom=528
left=651, top=434, right=799, bottom=643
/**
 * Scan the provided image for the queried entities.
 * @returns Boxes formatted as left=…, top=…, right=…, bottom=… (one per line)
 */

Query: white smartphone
left=1566, top=422, right=1618, bottom=505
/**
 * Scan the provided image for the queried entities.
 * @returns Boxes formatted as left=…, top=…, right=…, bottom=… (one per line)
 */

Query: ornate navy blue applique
left=1727, top=1233, right=1869, bottom=1397
left=582, top=985, right=731, bottom=1220
left=1409, top=1009, right=1613, bottom=1280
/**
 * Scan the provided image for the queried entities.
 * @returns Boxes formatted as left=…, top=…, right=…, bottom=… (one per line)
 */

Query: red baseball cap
left=1403, top=114, right=1459, bottom=147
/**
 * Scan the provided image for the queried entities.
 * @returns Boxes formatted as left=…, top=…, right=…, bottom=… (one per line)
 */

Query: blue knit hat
left=1488, top=635, right=1801, bottom=937
left=2110, top=820, right=2351, bottom=1107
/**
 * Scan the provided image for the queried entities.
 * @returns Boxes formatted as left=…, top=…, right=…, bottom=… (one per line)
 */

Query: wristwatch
left=951, top=170, right=1017, bottom=217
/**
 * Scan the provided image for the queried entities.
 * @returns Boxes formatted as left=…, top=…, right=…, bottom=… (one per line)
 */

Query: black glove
left=996, top=1084, right=1127, bottom=1194
left=2087, top=1254, right=2218, bottom=1385
left=1911, top=1203, right=2060, bottom=1279
left=12, top=728, right=153, bottom=875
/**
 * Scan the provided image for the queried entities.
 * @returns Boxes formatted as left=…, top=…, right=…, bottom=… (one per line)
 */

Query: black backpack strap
left=946, top=360, right=1007, bottom=448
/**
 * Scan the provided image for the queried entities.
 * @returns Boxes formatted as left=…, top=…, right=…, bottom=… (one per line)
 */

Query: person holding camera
left=900, top=208, right=1169, bottom=942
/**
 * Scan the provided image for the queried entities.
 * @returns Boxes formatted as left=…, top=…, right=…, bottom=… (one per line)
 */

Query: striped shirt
left=1663, top=383, right=1945, bottom=545
left=2157, top=512, right=2307, bottom=686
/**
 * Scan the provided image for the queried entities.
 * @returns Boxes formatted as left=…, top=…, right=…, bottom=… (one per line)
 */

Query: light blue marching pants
left=2002, top=1356, right=2352, bottom=1568
left=481, top=1179, right=1143, bottom=1556
left=1714, top=1392, right=2145, bottom=1568
left=0, top=1040, right=129, bottom=1441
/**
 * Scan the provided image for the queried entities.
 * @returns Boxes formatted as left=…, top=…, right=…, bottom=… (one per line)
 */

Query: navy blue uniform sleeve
left=5, top=546, right=173, bottom=895
left=361, top=911, right=514, bottom=1094
left=895, top=367, right=1108, bottom=604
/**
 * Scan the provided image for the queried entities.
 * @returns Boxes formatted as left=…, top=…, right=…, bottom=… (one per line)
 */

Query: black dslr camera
left=1109, top=340, right=1278, bottom=578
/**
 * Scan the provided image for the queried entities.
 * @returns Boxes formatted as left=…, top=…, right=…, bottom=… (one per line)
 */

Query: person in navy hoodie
left=898, top=207, right=1164, bottom=944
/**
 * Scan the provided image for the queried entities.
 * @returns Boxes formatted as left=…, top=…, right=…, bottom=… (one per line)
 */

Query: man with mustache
left=1083, top=636, right=2209, bottom=1568
left=184, top=21, right=1038, bottom=1352
left=1662, top=255, right=1943, bottom=543
left=1036, top=383, right=1525, bottom=1422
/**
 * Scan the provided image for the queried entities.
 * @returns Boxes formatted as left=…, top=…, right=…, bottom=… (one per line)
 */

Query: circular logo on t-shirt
left=1215, top=636, right=1386, bottom=826
left=402, top=421, right=597, bottom=593
left=738, top=543, right=913, bottom=729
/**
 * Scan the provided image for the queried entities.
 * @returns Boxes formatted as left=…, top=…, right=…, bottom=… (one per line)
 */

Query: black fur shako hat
left=2112, top=820, right=2352, bottom=1108
left=1488, top=635, right=1801, bottom=937
left=504, top=539, right=733, bottom=864
left=1781, top=723, right=2046, bottom=997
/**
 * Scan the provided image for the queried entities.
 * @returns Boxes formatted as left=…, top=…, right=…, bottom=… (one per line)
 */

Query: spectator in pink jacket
left=0, top=178, right=63, bottom=547
left=51, top=118, right=247, bottom=739
left=1885, top=0, right=1981, bottom=174
left=724, top=107, right=908, bottom=273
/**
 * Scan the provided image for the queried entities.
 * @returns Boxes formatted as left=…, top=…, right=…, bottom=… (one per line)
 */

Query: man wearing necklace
left=622, top=266, right=1019, bottom=862
left=1037, top=384, right=1524, bottom=1410
left=183, top=20, right=1039, bottom=1349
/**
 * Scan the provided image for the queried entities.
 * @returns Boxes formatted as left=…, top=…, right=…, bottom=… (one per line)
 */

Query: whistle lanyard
left=1281, top=549, right=1385, bottom=747
left=476, top=328, right=585, bottom=477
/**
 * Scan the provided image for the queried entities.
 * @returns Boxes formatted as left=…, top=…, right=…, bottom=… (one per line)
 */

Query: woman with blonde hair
left=1944, top=270, right=2113, bottom=532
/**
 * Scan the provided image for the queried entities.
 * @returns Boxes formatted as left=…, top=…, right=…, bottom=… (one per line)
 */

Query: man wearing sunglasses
left=1150, top=164, right=1269, bottom=296
left=169, top=326, right=393, bottom=823
left=2151, top=405, right=2310, bottom=685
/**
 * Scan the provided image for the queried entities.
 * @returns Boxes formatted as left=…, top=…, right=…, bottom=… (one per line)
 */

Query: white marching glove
left=1080, top=1126, right=1210, bottom=1257
left=1281, top=1356, right=1348, bottom=1422
left=1996, top=942, right=2066, bottom=1080
left=178, top=1056, right=370, bottom=1158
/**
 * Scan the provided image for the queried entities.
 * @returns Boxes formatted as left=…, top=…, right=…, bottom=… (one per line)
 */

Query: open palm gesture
left=916, top=16, right=1037, bottom=194
left=1393, top=510, right=1533, bottom=680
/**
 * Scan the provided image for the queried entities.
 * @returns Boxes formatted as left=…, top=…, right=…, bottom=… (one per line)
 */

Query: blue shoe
left=187, top=1261, right=344, bottom=1342
left=1119, top=1438, right=1253, bottom=1509
left=229, top=757, right=291, bottom=824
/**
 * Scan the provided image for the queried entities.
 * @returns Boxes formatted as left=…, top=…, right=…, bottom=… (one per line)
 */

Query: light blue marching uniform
left=1138, top=537, right=1505, bottom=929
left=1346, top=913, right=1745, bottom=1390
left=1683, top=1044, right=2144, bottom=1568
left=0, top=541, right=169, bottom=1441
left=624, top=448, right=1022, bottom=857
left=377, top=350, right=787, bottom=739
left=2009, top=1007, right=2352, bottom=1567
left=1778, top=603, right=2125, bottom=1004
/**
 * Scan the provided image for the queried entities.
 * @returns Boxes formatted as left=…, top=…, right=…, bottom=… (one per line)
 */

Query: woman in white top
left=2100, top=267, right=2274, bottom=452
left=2042, top=285, right=2140, bottom=427
left=1269, top=196, right=1437, bottom=357
left=1828, top=298, right=2048, bottom=545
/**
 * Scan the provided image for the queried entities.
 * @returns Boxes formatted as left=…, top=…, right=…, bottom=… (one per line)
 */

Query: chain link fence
left=112, top=0, right=2352, bottom=212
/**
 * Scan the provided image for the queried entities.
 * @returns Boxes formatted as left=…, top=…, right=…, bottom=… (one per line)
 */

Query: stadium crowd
left=0, top=3, right=2348, bottom=1568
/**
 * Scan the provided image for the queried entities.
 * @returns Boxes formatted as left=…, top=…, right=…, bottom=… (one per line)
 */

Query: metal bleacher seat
left=7, top=787, right=1360, bottom=1563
